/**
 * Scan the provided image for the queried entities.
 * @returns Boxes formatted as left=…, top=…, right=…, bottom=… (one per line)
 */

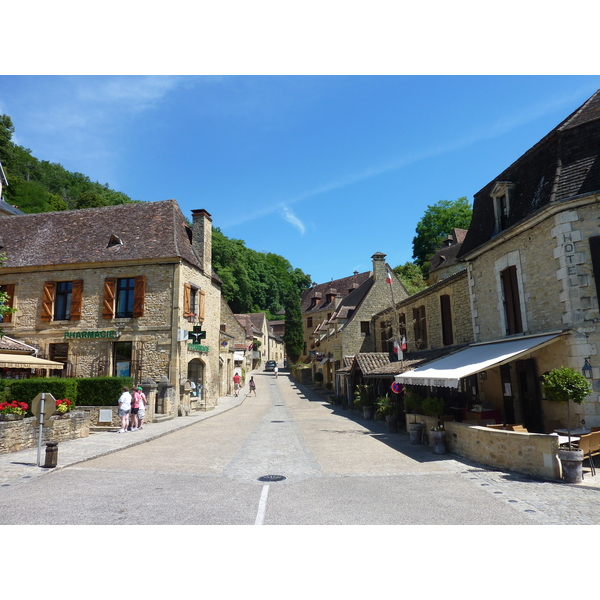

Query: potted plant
left=376, top=395, right=398, bottom=432
left=405, top=390, right=424, bottom=444
left=423, top=396, right=447, bottom=454
left=542, top=366, right=592, bottom=483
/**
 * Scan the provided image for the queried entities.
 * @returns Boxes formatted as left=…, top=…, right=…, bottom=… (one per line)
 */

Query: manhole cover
left=258, top=475, right=286, bottom=482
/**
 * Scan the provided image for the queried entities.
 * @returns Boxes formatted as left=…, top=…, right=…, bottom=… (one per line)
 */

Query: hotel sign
left=63, top=330, right=120, bottom=340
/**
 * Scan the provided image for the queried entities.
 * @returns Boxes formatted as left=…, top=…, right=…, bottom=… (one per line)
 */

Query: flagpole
left=387, top=269, right=403, bottom=365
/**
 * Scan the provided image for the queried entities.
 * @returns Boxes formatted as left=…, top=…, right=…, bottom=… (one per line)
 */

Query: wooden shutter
left=2, top=283, right=15, bottom=323
left=440, top=294, right=453, bottom=346
left=183, top=283, right=191, bottom=317
left=70, top=280, right=83, bottom=321
left=133, top=275, right=146, bottom=318
left=102, top=278, right=116, bottom=319
left=590, top=236, right=600, bottom=302
left=413, top=307, right=420, bottom=345
left=198, top=289, right=206, bottom=321
left=41, top=282, right=55, bottom=322
left=501, top=266, right=522, bottom=334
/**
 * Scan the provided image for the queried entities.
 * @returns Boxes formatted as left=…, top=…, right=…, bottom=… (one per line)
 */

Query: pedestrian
left=274, top=365, right=278, bottom=378
left=249, top=376, right=256, bottom=396
left=233, top=372, right=241, bottom=396
left=117, top=387, right=132, bottom=433
left=136, top=386, right=147, bottom=429
left=130, top=387, right=141, bottom=431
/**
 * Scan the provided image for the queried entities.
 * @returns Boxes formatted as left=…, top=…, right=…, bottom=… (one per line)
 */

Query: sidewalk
left=0, top=390, right=247, bottom=488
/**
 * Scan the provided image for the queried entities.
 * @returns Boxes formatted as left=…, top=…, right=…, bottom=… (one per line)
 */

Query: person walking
left=274, top=365, right=279, bottom=378
left=233, top=372, right=241, bottom=396
left=136, top=387, right=147, bottom=429
left=117, top=387, right=132, bottom=433
left=130, top=387, right=141, bottom=431
left=249, top=376, right=256, bottom=396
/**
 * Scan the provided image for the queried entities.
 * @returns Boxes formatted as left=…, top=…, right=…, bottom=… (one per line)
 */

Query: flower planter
left=386, top=415, right=399, bottom=433
left=0, top=414, right=24, bottom=421
left=363, top=406, right=374, bottom=420
left=408, top=422, right=423, bottom=444
left=430, top=430, right=447, bottom=454
left=558, top=448, right=584, bottom=484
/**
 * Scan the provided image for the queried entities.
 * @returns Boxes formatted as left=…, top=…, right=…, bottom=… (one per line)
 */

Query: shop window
left=114, top=341, right=132, bottom=377
left=41, top=280, right=83, bottom=322
left=501, top=265, right=523, bottom=335
left=0, top=283, right=15, bottom=323
left=440, top=294, right=453, bottom=346
left=103, top=276, right=145, bottom=319
left=413, top=305, right=427, bottom=349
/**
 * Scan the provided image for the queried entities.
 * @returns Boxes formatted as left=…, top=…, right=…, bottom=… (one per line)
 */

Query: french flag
left=386, top=271, right=392, bottom=285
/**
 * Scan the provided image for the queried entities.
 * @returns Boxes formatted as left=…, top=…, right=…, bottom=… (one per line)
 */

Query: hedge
left=3, top=376, right=134, bottom=409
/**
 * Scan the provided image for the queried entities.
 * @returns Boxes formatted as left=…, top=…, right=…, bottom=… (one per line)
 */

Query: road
left=1, top=371, right=599, bottom=525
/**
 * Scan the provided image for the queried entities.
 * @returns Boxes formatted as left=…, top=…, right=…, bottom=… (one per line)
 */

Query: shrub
left=7, top=378, right=79, bottom=408
left=76, top=377, right=134, bottom=406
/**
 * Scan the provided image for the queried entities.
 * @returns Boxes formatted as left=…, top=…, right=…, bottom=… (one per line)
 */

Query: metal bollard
left=43, top=442, right=58, bottom=468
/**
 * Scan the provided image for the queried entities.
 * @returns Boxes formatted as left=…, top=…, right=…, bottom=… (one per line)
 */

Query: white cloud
left=281, top=206, right=306, bottom=235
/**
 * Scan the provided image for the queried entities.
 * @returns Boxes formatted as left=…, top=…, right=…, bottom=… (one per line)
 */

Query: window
left=0, top=283, right=15, bottom=323
left=103, top=276, right=145, bottom=319
left=114, top=341, right=132, bottom=377
left=590, top=236, right=600, bottom=301
left=440, top=295, right=454, bottom=346
left=360, top=321, right=371, bottom=336
left=49, top=343, right=68, bottom=366
left=307, top=316, right=313, bottom=328
left=491, top=182, right=514, bottom=235
left=413, top=305, right=427, bottom=349
left=183, top=283, right=204, bottom=321
left=398, top=312, right=406, bottom=341
left=380, top=320, right=392, bottom=352
left=41, top=280, right=83, bottom=322
left=501, top=266, right=523, bottom=335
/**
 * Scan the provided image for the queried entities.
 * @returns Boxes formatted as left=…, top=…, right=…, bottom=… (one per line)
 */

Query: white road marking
left=255, top=484, right=270, bottom=525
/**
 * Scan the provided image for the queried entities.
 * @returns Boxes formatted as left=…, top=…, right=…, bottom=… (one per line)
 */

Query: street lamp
left=582, top=357, right=593, bottom=380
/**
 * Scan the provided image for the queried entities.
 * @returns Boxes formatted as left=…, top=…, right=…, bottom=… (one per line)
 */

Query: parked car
left=264, top=360, right=277, bottom=371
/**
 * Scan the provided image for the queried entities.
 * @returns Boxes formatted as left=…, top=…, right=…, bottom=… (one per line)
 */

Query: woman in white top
left=118, top=387, right=132, bottom=433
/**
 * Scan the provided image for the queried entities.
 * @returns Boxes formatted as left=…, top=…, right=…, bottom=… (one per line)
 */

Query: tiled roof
left=429, top=228, right=468, bottom=274
left=0, top=199, right=212, bottom=274
left=301, top=271, right=371, bottom=313
left=0, top=336, right=36, bottom=354
left=363, top=346, right=467, bottom=377
left=352, top=352, right=391, bottom=375
left=459, top=89, right=600, bottom=258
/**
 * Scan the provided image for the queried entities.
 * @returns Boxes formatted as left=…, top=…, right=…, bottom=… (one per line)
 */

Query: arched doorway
left=187, top=358, right=205, bottom=401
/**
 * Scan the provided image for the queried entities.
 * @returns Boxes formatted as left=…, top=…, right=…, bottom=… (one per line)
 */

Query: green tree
left=0, top=253, right=16, bottom=335
left=412, top=197, right=472, bottom=270
left=0, top=114, right=16, bottom=170
left=393, top=261, right=428, bottom=295
left=283, top=283, right=304, bottom=364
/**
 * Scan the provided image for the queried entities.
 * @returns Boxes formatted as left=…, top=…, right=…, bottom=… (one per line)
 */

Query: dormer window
left=107, top=234, right=124, bottom=248
left=491, top=182, right=514, bottom=235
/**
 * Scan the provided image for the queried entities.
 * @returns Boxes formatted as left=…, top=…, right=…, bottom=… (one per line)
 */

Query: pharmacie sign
left=63, top=330, right=120, bottom=340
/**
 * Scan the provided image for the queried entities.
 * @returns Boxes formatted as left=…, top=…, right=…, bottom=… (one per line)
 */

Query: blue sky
left=2, top=75, right=599, bottom=284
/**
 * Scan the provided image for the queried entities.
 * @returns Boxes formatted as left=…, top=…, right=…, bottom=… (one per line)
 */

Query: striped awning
left=0, top=353, right=64, bottom=369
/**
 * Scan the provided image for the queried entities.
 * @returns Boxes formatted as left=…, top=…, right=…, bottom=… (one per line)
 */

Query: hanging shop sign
left=63, top=330, right=121, bottom=340
left=188, top=343, right=210, bottom=353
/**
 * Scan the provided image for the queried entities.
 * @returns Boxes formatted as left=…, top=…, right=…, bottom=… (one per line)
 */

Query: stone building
left=0, top=199, right=227, bottom=418
left=427, top=228, right=467, bottom=284
left=302, top=252, right=409, bottom=392
left=398, top=89, right=600, bottom=432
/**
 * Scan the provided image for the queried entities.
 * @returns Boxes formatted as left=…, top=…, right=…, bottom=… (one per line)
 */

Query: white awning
left=395, top=333, right=563, bottom=388
left=0, top=353, right=64, bottom=369
left=233, top=352, right=245, bottom=361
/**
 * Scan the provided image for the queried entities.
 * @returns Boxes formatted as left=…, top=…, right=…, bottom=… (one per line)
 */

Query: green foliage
left=393, top=261, right=428, bottom=294
left=404, top=390, right=424, bottom=413
left=283, top=282, right=304, bottom=363
left=0, top=253, right=16, bottom=336
left=412, top=197, right=472, bottom=268
left=375, top=395, right=393, bottom=418
left=0, top=112, right=136, bottom=213
left=422, top=396, right=445, bottom=417
left=542, top=367, right=591, bottom=405
left=76, top=377, right=134, bottom=406
left=211, top=227, right=311, bottom=319
left=7, top=378, right=79, bottom=406
left=353, top=384, right=372, bottom=408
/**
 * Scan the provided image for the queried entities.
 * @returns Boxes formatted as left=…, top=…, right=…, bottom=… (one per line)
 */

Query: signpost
left=31, top=393, right=56, bottom=467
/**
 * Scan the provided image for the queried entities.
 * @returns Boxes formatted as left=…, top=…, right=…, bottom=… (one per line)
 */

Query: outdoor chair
left=589, top=431, right=600, bottom=460
left=574, top=434, right=596, bottom=476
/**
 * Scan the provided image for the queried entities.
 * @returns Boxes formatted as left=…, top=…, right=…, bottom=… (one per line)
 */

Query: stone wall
left=0, top=411, right=90, bottom=454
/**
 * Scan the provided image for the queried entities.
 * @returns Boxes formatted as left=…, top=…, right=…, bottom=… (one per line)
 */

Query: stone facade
left=0, top=200, right=244, bottom=420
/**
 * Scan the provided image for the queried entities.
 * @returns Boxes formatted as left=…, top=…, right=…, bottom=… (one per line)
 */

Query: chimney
left=191, top=209, right=213, bottom=276
left=371, top=251, right=387, bottom=281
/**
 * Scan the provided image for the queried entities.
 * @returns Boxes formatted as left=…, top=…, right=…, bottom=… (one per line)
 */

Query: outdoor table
left=554, top=428, right=590, bottom=436
left=550, top=433, right=580, bottom=446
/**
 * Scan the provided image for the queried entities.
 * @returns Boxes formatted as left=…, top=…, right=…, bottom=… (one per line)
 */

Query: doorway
left=516, top=359, right=544, bottom=433
left=187, top=359, right=205, bottom=401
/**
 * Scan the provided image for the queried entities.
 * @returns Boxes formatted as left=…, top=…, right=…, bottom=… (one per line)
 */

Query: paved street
left=1, top=370, right=600, bottom=525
